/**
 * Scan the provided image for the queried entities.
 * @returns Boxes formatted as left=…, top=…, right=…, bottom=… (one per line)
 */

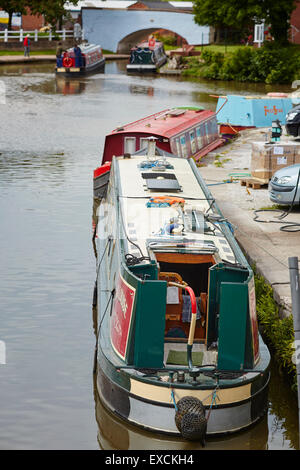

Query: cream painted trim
left=130, top=378, right=252, bottom=407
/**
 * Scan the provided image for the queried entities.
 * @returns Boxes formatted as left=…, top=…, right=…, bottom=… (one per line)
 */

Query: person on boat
left=23, top=35, right=30, bottom=58
left=73, top=44, right=83, bottom=67
left=56, top=42, right=64, bottom=58
left=56, top=42, right=64, bottom=67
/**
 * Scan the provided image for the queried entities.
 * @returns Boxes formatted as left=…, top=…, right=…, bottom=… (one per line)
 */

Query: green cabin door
left=206, top=263, right=252, bottom=371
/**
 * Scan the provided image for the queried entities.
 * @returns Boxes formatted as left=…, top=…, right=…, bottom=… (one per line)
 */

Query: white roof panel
left=169, top=2, right=193, bottom=7
left=65, top=1, right=136, bottom=10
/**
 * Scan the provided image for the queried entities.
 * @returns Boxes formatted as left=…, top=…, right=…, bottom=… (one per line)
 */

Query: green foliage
left=0, top=0, right=79, bottom=27
left=193, top=0, right=298, bottom=44
left=154, top=34, right=177, bottom=47
left=183, top=44, right=300, bottom=84
left=254, top=272, right=297, bottom=391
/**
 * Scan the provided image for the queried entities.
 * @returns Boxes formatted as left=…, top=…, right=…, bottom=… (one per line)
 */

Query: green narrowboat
left=93, top=141, right=270, bottom=442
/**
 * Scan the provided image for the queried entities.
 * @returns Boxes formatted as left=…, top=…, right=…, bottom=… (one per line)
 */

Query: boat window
left=180, top=135, right=187, bottom=158
left=212, top=119, right=218, bottom=138
left=190, top=130, right=196, bottom=154
left=140, top=138, right=149, bottom=151
left=205, top=122, right=209, bottom=142
left=175, top=138, right=181, bottom=157
left=196, top=127, right=203, bottom=149
left=124, top=137, right=136, bottom=154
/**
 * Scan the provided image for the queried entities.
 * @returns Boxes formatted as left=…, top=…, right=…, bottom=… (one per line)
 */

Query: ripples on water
left=0, top=61, right=298, bottom=450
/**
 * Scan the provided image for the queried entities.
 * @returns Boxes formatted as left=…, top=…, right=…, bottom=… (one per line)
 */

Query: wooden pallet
left=240, top=178, right=268, bottom=189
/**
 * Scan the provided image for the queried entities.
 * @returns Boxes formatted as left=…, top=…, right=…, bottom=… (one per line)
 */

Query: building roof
left=65, top=0, right=193, bottom=11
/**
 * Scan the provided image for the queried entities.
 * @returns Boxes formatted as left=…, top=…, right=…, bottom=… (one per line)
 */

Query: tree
left=193, top=0, right=299, bottom=45
left=0, top=0, right=79, bottom=29
left=27, top=1, right=79, bottom=28
left=0, top=0, right=27, bottom=29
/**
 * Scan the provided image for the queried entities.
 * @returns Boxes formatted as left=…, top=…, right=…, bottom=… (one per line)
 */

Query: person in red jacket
left=24, top=35, right=30, bottom=57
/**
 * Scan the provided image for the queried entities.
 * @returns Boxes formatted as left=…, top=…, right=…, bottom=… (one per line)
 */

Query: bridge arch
left=82, top=8, right=210, bottom=53
left=117, top=28, right=187, bottom=53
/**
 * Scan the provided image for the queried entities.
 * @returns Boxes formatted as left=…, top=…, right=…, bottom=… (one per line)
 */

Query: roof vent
left=167, top=109, right=186, bottom=117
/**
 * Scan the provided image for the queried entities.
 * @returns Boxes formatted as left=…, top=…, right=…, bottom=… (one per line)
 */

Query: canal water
left=0, top=61, right=298, bottom=450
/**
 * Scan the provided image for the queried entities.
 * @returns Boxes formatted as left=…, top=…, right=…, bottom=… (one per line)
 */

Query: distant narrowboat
left=56, top=43, right=105, bottom=77
left=127, top=39, right=167, bottom=73
left=216, top=94, right=293, bottom=138
left=101, top=106, right=223, bottom=163
left=92, top=141, right=271, bottom=440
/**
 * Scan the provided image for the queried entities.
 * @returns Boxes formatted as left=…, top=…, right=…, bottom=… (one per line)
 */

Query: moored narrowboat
left=56, top=43, right=105, bottom=77
left=93, top=141, right=270, bottom=441
left=100, top=106, right=224, bottom=163
left=216, top=94, right=293, bottom=138
left=127, top=38, right=167, bottom=74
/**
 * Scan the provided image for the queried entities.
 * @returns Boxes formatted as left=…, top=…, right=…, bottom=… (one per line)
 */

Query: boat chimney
left=147, top=137, right=157, bottom=161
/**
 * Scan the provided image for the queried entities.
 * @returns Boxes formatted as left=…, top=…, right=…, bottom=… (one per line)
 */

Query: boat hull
left=219, top=124, right=255, bottom=137
left=56, top=58, right=105, bottom=77
left=126, top=56, right=167, bottom=74
left=96, top=343, right=270, bottom=437
left=126, top=64, right=158, bottom=73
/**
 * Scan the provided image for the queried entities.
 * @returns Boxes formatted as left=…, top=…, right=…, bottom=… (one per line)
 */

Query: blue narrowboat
left=216, top=94, right=293, bottom=137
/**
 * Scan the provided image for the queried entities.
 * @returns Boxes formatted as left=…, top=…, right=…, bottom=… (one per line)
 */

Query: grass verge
left=254, top=270, right=297, bottom=391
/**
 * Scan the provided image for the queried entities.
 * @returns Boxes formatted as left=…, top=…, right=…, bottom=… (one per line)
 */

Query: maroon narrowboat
left=93, top=107, right=224, bottom=199
left=101, top=107, right=224, bottom=163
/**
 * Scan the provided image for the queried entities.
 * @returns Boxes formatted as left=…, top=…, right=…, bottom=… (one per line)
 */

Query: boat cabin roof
left=115, top=154, right=239, bottom=265
left=108, top=107, right=216, bottom=140
left=131, top=41, right=164, bottom=51
left=67, top=43, right=102, bottom=54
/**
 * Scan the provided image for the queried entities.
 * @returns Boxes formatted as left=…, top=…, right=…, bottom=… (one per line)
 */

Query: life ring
left=63, top=57, right=73, bottom=68
left=267, top=92, right=288, bottom=98
left=148, top=38, right=156, bottom=48
left=149, top=196, right=185, bottom=205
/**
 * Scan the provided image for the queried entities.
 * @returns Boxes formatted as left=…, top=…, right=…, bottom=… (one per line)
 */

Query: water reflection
left=267, top=360, right=299, bottom=449
left=129, top=84, right=154, bottom=96
left=0, top=63, right=55, bottom=76
left=0, top=151, right=66, bottom=188
left=55, top=78, right=86, bottom=95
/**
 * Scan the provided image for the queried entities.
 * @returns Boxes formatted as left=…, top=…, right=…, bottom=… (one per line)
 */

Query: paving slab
left=199, top=128, right=300, bottom=317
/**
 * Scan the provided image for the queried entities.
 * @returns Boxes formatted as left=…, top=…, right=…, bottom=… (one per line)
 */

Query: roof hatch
left=141, top=172, right=181, bottom=191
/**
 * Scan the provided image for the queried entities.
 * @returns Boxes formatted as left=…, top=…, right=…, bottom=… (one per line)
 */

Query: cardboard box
left=251, top=142, right=300, bottom=182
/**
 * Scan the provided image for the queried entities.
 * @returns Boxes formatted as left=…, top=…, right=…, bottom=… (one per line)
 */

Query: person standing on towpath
left=24, top=35, right=30, bottom=57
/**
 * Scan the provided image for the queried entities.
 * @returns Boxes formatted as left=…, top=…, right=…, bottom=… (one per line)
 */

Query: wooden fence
left=0, top=29, right=85, bottom=42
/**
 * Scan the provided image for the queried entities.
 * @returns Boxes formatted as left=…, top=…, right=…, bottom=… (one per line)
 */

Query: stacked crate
left=250, top=142, right=300, bottom=183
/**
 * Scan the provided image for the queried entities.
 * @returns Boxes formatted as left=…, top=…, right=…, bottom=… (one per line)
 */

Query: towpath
left=200, top=128, right=300, bottom=316
left=0, top=54, right=129, bottom=64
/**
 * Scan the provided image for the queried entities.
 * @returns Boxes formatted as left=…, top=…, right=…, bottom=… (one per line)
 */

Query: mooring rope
left=171, top=389, right=178, bottom=412
left=206, top=388, right=219, bottom=422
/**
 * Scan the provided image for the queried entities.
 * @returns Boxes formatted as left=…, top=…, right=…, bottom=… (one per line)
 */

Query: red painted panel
left=110, top=274, right=136, bottom=360
left=93, top=161, right=111, bottom=179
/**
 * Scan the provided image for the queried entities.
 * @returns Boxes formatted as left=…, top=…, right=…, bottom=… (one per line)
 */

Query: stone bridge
left=78, top=1, right=211, bottom=53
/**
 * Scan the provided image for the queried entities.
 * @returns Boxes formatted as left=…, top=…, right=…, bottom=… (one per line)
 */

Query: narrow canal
left=0, top=61, right=298, bottom=450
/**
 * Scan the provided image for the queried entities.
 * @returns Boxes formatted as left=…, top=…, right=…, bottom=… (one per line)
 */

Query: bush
left=183, top=44, right=300, bottom=84
left=254, top=272, right=297, bottom=391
